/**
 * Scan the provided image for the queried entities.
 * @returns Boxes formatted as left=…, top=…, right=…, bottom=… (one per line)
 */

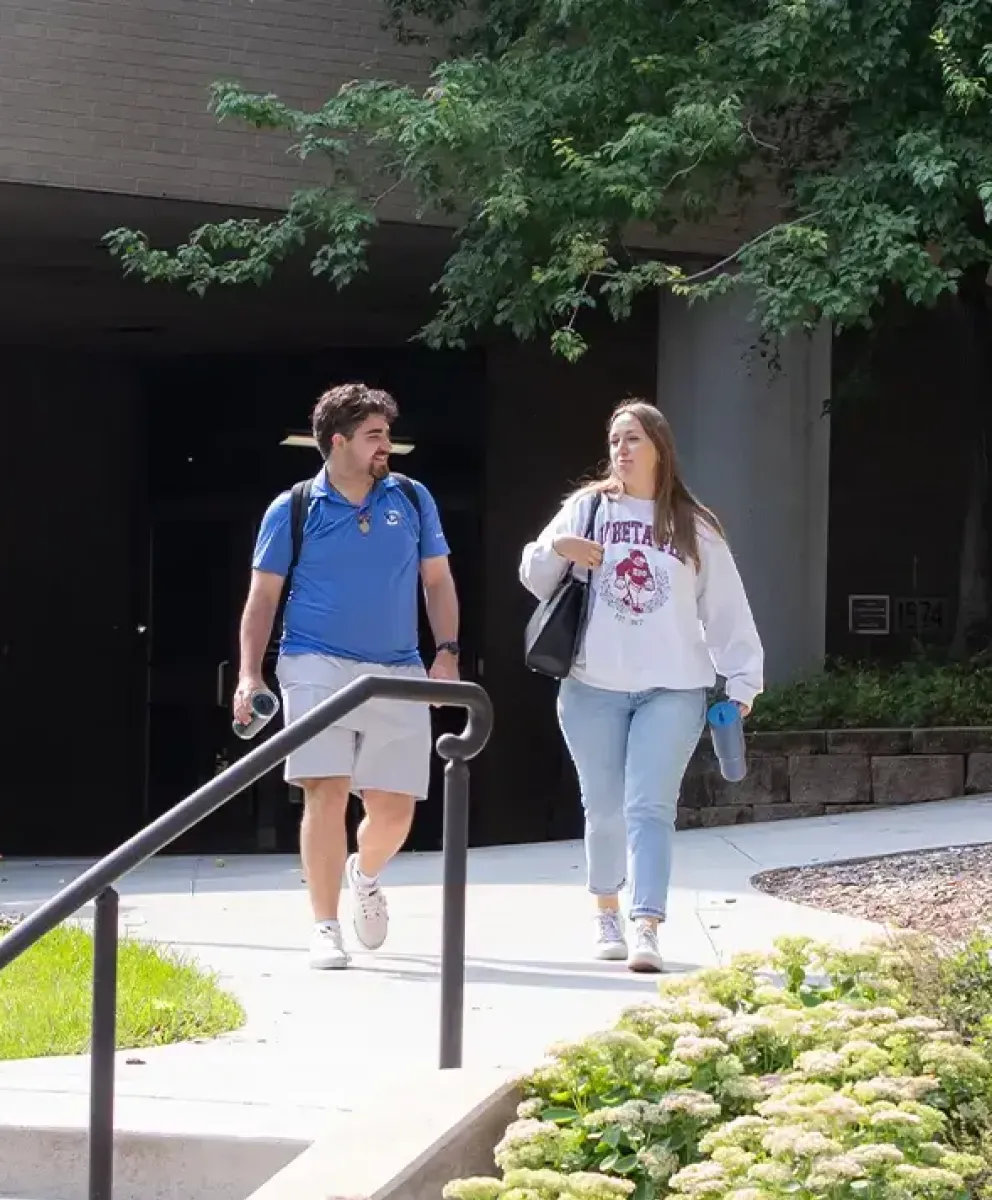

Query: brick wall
left=0, top=0, right=432, bottom=209
left=0, top=0, right=780, bottom=254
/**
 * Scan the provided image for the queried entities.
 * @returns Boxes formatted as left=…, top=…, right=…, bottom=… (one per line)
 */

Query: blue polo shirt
left=252, top=470, right=449, bottom=665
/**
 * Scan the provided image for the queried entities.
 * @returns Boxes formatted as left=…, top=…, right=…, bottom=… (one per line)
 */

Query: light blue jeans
left=557, top=678, right=707, bottom=920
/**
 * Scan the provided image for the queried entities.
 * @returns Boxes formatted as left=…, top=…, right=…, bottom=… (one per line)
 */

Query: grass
left=0, top=920, right=245, bottom=1061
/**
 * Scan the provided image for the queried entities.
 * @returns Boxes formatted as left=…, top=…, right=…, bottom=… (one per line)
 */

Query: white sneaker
left=309, top=921, right=349, bottom=971
left=346, top=854, right=389, bottom=950
left=593, top=910, right=628, bottom=961
left=628, top=920, right=664, bottom=974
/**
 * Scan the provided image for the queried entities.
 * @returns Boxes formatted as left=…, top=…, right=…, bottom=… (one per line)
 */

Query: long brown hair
left=578, top=400, right=724, bottom=568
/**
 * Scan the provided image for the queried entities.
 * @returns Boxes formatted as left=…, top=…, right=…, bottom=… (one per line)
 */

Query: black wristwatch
left=436, top=641, right=460, bottom=658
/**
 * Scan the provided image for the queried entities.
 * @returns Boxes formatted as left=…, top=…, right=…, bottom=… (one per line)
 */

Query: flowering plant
left=444, top=936, right=992, bottom=1200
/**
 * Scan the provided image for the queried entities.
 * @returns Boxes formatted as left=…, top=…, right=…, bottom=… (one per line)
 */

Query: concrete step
left=0, top=1127, right=306, bottom=1200
left=0, top=1067, right=516, bottom=1200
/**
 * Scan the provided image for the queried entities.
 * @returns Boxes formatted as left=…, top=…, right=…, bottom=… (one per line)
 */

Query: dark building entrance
left=141, top=348, right=485, bottom=855
left=0, top=345, right=484, bottom=857
left=0, top=181, right=659, bottom=859
left=0, top=184, right=491, bottom=857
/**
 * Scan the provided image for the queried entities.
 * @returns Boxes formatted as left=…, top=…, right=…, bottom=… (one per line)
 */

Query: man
left=234, top=383, right=460, bottom=970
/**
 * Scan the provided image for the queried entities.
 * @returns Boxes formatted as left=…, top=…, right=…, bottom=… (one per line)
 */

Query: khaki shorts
left=276, top=653, right=432, bottom=799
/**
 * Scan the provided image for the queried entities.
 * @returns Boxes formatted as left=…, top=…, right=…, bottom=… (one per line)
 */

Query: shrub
left=748, top=659, right=992, bottom=731
left=445, top=937, right=992, bottom=1200
left=876, top=931, right=992, bottom=1046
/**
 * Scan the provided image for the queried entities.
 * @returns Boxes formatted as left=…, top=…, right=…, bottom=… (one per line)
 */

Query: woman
left=519, top=401, right=763, bottom=973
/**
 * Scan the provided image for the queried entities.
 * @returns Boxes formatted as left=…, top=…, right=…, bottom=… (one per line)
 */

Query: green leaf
left=602, top=1125, right=624, bottom=1149
left=541, top=1107, right=579, bottom=1124
left=667, top=1128, right=688, bottom=1152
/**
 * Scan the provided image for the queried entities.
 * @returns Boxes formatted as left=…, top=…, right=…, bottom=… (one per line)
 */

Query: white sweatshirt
left=519, top=491, right=764, bottom=706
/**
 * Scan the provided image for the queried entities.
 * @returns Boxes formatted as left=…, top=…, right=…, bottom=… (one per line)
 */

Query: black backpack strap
left=266, top=479, right=312, bottom=664
left=289, top=478, right=312, bottom=575
left=390, top=473, right=422, bottom=523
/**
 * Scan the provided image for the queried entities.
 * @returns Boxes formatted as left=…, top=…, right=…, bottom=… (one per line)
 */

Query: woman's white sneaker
left=593, top=910, right=628, bottom=961
left=628, top=920, right=664, bottom=973
left=309, top=921, right=350, bottom=970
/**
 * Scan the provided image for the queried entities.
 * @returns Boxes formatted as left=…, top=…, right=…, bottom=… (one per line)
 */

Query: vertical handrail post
left=89, top=887, right=119, bottom=1200
left=438, top=757, right=470, bottom=1069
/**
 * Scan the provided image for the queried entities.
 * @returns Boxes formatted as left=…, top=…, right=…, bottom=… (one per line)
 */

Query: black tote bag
left=524, top=494, right=602, bottom=679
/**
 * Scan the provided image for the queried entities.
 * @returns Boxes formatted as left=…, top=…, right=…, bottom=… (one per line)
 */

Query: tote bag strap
left=579, top=491, right=602, bottom=577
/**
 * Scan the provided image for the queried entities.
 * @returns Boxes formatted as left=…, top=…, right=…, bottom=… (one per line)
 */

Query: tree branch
left=674, top=210, right=825, bottom=286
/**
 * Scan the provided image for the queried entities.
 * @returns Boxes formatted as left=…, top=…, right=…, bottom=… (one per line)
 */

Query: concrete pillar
left=657, top=289, right=831, bottom=683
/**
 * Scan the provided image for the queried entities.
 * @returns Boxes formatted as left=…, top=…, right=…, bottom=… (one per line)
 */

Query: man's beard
left=370, top=458, right=389, bottom=480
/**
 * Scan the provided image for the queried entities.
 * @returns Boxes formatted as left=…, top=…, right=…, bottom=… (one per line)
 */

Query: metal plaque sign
left=848, top=594, right=890, bottom=635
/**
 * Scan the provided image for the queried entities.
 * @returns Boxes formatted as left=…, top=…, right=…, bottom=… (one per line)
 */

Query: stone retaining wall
left=677, top=728, right=992, bottom=829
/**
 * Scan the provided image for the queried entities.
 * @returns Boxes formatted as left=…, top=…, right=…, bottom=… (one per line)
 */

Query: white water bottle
left=233, top=687, right=281, bottom=740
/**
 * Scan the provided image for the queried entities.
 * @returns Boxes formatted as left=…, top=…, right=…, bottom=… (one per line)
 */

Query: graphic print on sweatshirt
left=597, top=515, right=680, bottom=623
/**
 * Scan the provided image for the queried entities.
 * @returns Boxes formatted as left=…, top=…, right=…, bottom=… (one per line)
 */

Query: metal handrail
left=0, top=674, right=493, bottom=1200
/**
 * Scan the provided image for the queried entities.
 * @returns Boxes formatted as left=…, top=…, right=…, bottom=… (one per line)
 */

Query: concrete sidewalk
left=0, top=798, right=988, bottom=1141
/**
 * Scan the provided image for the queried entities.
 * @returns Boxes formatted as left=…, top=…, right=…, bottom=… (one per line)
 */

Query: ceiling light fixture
left=280, top=433, right=414, bottom=455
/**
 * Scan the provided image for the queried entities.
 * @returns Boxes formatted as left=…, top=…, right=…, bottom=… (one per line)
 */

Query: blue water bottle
left=707, top=700, right=747, bottom=782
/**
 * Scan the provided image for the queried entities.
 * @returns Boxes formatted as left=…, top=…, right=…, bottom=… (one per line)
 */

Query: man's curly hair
left=312, top=383, right=399, bottom=458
